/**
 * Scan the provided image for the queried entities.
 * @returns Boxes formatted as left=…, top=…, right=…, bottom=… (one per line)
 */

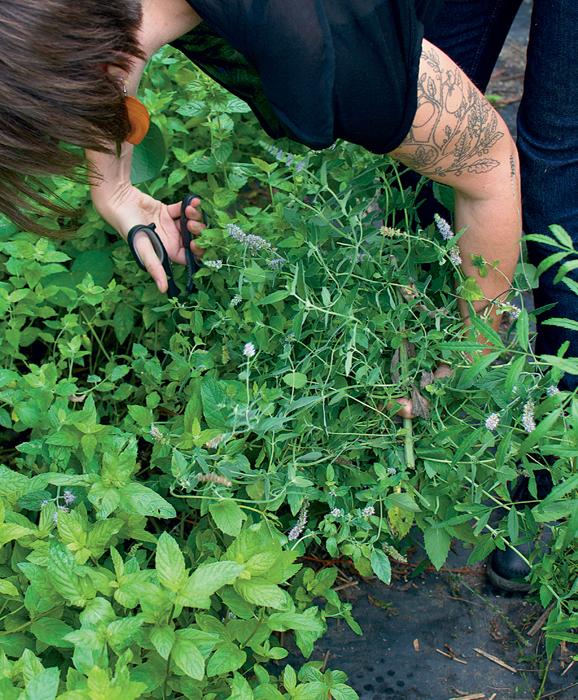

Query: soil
left=281, top=5, right=575, bottom=697
left=283, top=542, right=575, bottom=700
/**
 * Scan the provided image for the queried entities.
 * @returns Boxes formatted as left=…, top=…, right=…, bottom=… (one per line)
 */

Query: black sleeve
left=178, top=0, right=445, bottom=153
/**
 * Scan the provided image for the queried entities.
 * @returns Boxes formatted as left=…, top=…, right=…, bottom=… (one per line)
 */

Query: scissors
left=127, top=194, right=206, bottom=298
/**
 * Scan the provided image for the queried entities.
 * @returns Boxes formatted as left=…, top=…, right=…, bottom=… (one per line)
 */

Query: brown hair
left=0, top=0, right=144, bottom=236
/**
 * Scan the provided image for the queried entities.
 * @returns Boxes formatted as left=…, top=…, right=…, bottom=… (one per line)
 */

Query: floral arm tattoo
left=396, top=47, right=504, bottom=177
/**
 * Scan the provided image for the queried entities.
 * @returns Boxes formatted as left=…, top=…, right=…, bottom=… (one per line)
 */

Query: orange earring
left=121, top=79, right=150, bottom=145
left=125, top=95, right=150, bottom=145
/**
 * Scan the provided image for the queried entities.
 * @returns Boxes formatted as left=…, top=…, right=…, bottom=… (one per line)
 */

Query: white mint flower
left=330, top=507, right=343, bottom=517
left=243, top=341, right=256, bottom=358
left=485, top=413, right=500, bottom=431
left=547, top=385, right=560, bottom=397
left=521, top=401, right=536, bottom=433
left=380, top=225, right=405, bottom=238
left=497, top=302, right=522, bottom=319
left=230, top=294, right=242, bottom=306
left=362, top=505, right=375, bottom=517
left=205, top=434, right=226, bottom=449
left=150, top=425, right=163, bottom=441
left=204, top=259, right=223, bottom=270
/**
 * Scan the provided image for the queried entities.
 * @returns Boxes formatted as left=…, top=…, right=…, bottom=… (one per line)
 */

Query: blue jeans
left=427, top=0, right=578, bottom=391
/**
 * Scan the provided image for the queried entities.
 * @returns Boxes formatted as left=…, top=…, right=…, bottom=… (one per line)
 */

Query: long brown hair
left=0, top=0, right=144, bottom=236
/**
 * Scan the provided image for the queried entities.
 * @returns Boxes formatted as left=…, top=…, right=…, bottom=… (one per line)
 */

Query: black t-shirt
left=172, top=0, right=444, bottom=154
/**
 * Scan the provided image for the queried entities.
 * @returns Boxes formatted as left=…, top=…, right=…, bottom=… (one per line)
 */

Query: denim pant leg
left=518, top=0, right=578, bottom=391
left=425, top=0, right=522, bottom=92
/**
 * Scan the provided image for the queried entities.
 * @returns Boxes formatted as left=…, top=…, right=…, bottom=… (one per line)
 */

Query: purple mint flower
left=434, top=213, right=454, bottom=241
left=226, top=224, right=271, bottom=254
left=449, top=246, right=462, bottom=266
left=268, top=258, right=285, bottom=271
left=287, top=502, right=308, bottom=541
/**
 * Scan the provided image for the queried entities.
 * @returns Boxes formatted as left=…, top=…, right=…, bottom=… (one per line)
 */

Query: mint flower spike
left=485, top=413, right=500, bottom=431
left=497, top=301, right=522, bottom=319
left=243, top=341, right=256, bottom=358
left=288, top=501, right=308, bottom=541
left=449, top=246, right=462, bottom=266
left=226, top=223, right=271, bottom=253
left=434, top=213, right=454, bottom=241
left=522, top=401, right=536, bottom=433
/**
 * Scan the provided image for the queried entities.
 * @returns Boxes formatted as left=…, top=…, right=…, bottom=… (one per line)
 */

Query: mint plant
left=0, top=45, right=576, bottom=697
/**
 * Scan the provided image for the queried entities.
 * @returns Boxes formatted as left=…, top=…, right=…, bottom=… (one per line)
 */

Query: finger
left=434, top=363, right=452, bottom=380
left=387, top=398, right=416, bottom=419
left=376, top=399, right=418, bottom=420
left=185, top=203, right=206, bottom=233
left=166, top=201, right=182, bottom=219
left=190, top=240, right=206, bottom=259
left=134, top=235, right=168, bottom=294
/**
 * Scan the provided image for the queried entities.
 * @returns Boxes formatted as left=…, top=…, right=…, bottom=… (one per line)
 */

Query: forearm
left=454, top=156, right=521, bottom=334
left=88, top=144, right=136, bottom=237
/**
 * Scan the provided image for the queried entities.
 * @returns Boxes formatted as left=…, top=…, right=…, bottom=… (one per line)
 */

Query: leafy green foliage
left=0, top=44, right=577, bottom=698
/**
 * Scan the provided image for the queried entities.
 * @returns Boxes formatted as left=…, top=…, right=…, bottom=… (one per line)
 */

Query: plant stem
left=536, top=654, right=552, bottom=699
left=163, top=650, right=172, bottom=700
left=80, top=310, right=112, bottom=362
left=240, top=607, right=265, bottom=649
left=399, top=335, right=415, bottom=470
left=0, top=605, right=63, bottom=636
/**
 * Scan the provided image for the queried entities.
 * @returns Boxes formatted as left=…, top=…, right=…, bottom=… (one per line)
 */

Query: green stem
left=536, top=654, right=552, bottom=699
left=0, top=605, right=63, bottom=636
left=395, top=288, right=415, bottom=470
left=163, top=650, right=172, bottom=700
left=399, top=335, right=415, bottom=470
left=80, top=310, right=112, bottom=362
left=240, top=608, right=265, bottom=649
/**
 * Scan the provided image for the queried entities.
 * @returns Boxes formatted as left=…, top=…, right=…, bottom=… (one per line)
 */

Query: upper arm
left=388, top=39, right=517, bottom=201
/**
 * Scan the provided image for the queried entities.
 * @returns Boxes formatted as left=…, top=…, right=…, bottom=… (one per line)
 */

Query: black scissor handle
left=180, top=194, right=207, bottom=293
left=127, top=223, right=180, bottom=299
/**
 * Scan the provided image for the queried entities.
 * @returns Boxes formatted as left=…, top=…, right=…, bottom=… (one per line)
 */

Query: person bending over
left=0, top=0, right=521, bottom=416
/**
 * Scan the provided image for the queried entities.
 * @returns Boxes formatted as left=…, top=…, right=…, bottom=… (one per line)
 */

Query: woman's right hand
left=91, top=178, right=206, bottom=293
left=379, top=363, right=452, bottom=419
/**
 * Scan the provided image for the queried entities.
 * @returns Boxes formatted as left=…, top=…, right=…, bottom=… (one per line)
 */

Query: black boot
left=486, top=468, right=553, bottom=593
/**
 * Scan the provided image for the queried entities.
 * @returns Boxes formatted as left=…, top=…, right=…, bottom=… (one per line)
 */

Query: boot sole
left=486, top=562, right=533, bottom=593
